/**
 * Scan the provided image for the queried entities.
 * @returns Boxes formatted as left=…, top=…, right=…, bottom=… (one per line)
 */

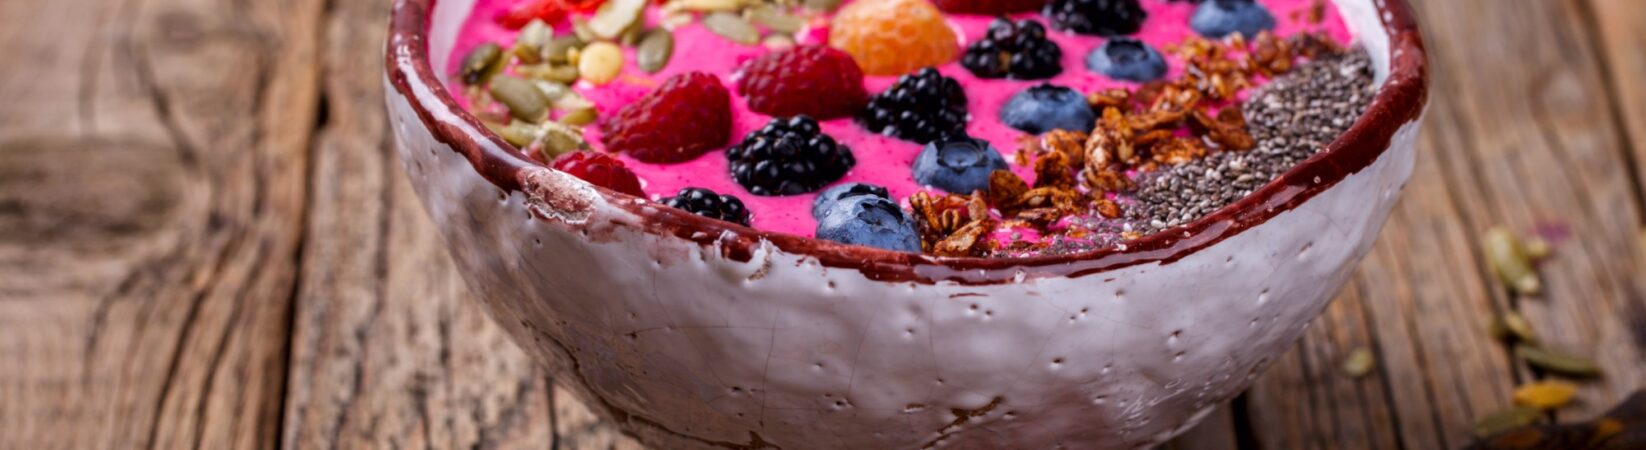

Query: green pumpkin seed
left=460, top=42, right=504, bottom=85
left=804, top=0, right=842, bottom=13
left=494, top=120, right=546, bottom=147
left=537, top=121, right=589, bottom=160
left=1515, top=345, right=1602, bottom=378
left=636, top=29, right=674, bottom=73
left=589, top=0, right=646, bottom=40
left=672, top=0, right=742, bottom=12
left=513, top=20, right=554, bottom=64
left=533, top=80, right=569, bottom=101
left=1473, top=405, right=1543, bottom=438
left=747, top=5, right=804, bottom=33
left=1489, top=311, right=1539, bottom=344
left=1341, top=348, right=1375, bottom=378
left=703, top=12, right=760, bottom=45
left=489, top=74, right=550, bottom=122
left=1484, top=227, right=1541, bottom=295
left=553, top=92, right=595, bottom=112
left=559, top=108, right=598, bottom=126
left=543, top=36, right=584, bottom=64
left=571, top=18, right=598, bottom=42
left=519, top=64, right=580, bottom=83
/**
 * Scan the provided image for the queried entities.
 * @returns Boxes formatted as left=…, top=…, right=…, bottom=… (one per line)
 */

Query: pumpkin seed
left=543, top=36, right=584, bottom=64
left=1513, top=380, right=1578, bottom=410
left=494, top=120, right=546, bottom=147
left=571, top=18, right=598, bottom=42
left=559, top=107, right=598, bottom=126
left=636, top=29, right=675, bottom=73
left=804, top=0, right=842, bottom=12
left=1473, top=405, right=1543, bottom=438
left=489, top=74, right=550, bottom=122
left=1515, top=344, right=1602, bottom=378
left=519, top=64, right=581, bottom=83
left=554, top=91, right=595, bottom=112
left=672, top=0, right=742, bottom=12
left=762, top=33, right=795, bottom=50
left=460, top=42, right=504, bottom=85
left=703, top=12, right=760, bottom=45
left=1488, top=311, right=1538, bottom=344
left=661, top=12, right=694, bottom=28
left=578, top=41, right=625, bottom=85
left=537, top=121, right=589, bottom=160
left=1484, top=227, right=1541, bottom=295
left=533, top=80, right=569, bottom=101
left=1523, top=236, right=1551, bottom=260
left=589, top=0, right=646, bottom=40
left=1341, top=348, right=1375, bottom=378
left=514, top=20, right=554, bottom=64
left=747, top=5, right=804, bottom=33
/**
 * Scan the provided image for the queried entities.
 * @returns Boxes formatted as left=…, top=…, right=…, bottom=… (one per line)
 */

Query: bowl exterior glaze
left=384, top=0, right=1428, bottom=447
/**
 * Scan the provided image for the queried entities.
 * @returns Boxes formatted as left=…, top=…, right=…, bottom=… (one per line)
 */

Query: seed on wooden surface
left=703, top=12, right=760, bottom=45
left=1483, top=227, right=1541, bottom=295
left=543, top=36, right=584, bottom=64
left=492, top=120, right=545, bottom=147
left=747, top=5, right=804, bottom=33
left=636, top=28, right=674, bottom=73
left=537, top=122, right=589, bottom=161
left=559, top=108, right=598, bottom=126
left=1488, top=311, right=1538, bottom=344
left=460, top=42, right=503, bottom=85
left=1513, top=380, right=1578, bottom=410
left=1515, top=344, right=1602, bottom=379
left=1473, top=405, right=1543, bottom=438
left=589, top=0, right=646, bottom=39
left=514, top=19, right=554, bottom=63
left=489, top=74, right=550, bottom=122
left=1341, top=348, right=1375, bottom=378
left=1523, top=236, right=1551, bottom=260
left=762, top=33, right=795, bottom=50
left=578, top=42, right=624, bottom=85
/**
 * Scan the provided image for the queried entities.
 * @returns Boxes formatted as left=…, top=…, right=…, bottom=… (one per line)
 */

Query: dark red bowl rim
left=385, top=0, right=1428, bottom=285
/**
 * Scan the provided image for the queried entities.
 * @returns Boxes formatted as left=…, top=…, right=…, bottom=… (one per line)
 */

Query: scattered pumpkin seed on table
left=1483, top=227, right=1541, bottom=295
left=460, top=42, right=504, bottom=85
left=636, top=29, right=674, bottom=73
left=1488, top=311, right=1538, bottom=344
left=1513, top=380, right=1578, bottom=410
left=1473, top=405, right=1543, bottom=438
left=703, top=12, right=760, bottom=45
left=578, top=41, right=625, bottom=85
left=1514, top=344, right=1602, bottom=379
left=1341, top=348, right=1376, bottom=378
left=489, top=74, right=550, bottom=122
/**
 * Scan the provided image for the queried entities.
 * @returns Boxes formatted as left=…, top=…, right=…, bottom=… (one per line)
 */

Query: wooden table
left=2, top=0, right=1643, bottom=448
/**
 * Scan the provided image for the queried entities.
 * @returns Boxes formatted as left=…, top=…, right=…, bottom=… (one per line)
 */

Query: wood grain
left=0, top=0, right=1643, bottom=449
left=0, top=0, right=320, bottom=448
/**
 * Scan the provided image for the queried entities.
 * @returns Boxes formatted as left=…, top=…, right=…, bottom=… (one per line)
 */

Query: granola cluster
left=912, top=31, right=1345, bottom=256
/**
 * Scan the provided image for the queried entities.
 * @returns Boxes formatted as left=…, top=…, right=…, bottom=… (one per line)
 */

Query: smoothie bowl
left=384, top=0, right=1426, bottom=446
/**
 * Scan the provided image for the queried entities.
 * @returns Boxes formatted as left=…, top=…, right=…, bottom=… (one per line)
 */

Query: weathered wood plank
left=279, top=0, right=640, bottom=448
left=0, top=0, right=321, bottom=448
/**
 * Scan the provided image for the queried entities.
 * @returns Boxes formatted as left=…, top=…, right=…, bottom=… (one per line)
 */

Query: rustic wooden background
left=1, top=0, right=1643, bottom=448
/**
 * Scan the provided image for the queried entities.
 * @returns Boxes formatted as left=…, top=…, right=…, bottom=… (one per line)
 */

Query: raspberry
left=496, top=0, right=568, bottom=29
left=601, top=72, right=733, bottom=164
left=662, top=188, right=751, bottom=226
left=858, top=67, right=968, bottom=144
left=736, top=46, right=868, bottom=120
left=1043, top=0, right=1146, bottom=36
left=550, top=151, right=646, bottom=197
left=933, top=0, right=1045, bottom=15
left=960, top=18, right=1062, bottom=80
left=726, top=116, right=856, bottom=196
left=829, top=0, right=958, bottom=76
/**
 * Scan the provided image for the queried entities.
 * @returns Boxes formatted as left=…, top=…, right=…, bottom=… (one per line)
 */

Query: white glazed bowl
left=384, top=1, right=1428, bottom=447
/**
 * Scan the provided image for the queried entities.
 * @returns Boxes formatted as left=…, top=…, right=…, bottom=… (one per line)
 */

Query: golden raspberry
left=829, top=0, right=958, bottom=76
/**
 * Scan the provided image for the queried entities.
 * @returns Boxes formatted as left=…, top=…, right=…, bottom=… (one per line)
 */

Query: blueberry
left=1190, top=0, right=1276, bottom=38
left=815, top=196, right=921, bottom=252
left=1000, top=84, right=1096, bottom=135
left=912, top=136, right=1009, bottom=194
left=812, top=182, right=891, bottom=219
left=1086, top=38, right=1168, bottom=82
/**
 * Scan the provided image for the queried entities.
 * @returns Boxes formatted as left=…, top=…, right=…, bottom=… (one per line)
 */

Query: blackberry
left=1043, top=0, right=1146, bottom=36
left=726, top=116, right=857, bottom=196
left=662, top=187, right=752, bottom=226
left=858, top=68, right=969, bottom=144
left=961, top=19, right=1063, bottom=80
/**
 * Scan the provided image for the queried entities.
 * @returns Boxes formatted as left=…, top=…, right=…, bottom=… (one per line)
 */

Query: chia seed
left=1128, top=48, right=1376, bottom=234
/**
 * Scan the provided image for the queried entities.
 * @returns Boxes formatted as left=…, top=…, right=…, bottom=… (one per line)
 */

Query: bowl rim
left=385, top=0, right=1429, bottom=285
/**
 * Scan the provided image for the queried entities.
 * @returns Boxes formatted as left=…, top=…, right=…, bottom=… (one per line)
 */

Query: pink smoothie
left=449, top=0, right=1353, bottom=238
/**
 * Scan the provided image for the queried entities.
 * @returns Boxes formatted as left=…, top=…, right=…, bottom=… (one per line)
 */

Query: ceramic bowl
left=384, top=0, right=1427, bottom=447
